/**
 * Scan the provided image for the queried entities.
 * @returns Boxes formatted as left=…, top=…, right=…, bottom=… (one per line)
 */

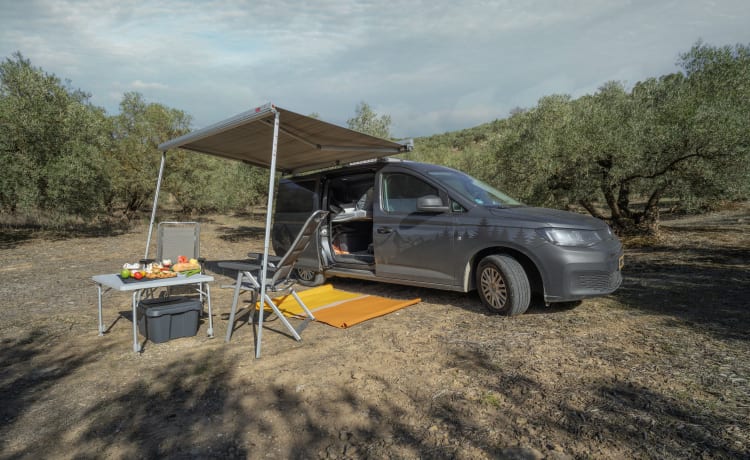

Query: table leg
left=132, top=292, right=141, bottom=353
left=97, top=284, right=104, bottom=336
left=206, top=283, right=214, bottom=338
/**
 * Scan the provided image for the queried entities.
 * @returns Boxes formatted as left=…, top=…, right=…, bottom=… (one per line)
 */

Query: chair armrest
left=218, top=261, right=262, bottom=271
left=246, top=252, right=282, bottom=268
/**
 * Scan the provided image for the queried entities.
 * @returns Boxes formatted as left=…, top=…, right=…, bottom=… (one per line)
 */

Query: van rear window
left=277, top=180, right=317, bottom=213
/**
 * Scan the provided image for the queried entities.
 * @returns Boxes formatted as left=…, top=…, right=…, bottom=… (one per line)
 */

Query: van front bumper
left=540, top=242, right=624, bottom=303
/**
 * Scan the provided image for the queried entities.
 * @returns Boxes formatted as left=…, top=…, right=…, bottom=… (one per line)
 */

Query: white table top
left=92, top=273, right=214, bottom=292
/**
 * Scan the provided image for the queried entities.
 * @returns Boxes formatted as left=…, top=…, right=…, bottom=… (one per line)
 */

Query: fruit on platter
left=172, top=261, right=201, bottom=272
left=172, top=255, right=200, bottom=272
left=120, top=259, right=184, bottom=280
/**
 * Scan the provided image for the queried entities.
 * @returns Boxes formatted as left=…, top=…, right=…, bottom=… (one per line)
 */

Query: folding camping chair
left=157, top=221, right=203, bottom=294
left=219, top=210, right=329, bottom=356
left=156, top=221, right=201, bottom=264
left=146, top=221, right=208, bottom=313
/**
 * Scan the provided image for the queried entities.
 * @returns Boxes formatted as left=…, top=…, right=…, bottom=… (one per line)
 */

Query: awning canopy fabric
left=158, top=103, right=412, bottom=175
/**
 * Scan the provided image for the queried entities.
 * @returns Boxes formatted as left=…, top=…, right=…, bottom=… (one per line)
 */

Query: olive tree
left=347, top=101, right=392, bottom=139
left=0, top=52, right=110, bottom=216
left=592, top=43, right=750, bottom=233
left=490, top=42, right=750, bottom=235
left=108, top=92, right=192, bottom=217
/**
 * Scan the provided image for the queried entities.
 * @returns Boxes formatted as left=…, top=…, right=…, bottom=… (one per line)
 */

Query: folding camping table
left=92, top=273, right=214, bottom=352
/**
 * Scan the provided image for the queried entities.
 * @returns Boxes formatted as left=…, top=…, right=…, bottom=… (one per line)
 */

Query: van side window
left=277, top=180, right=317, bottom=213
left=382, top=173, right=439, bottom=213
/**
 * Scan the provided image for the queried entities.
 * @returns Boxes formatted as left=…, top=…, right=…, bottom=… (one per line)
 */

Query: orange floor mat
left=260, top=284, right=421, bottom=328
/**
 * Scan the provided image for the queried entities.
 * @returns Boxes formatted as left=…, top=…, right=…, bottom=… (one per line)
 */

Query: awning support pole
left=145, top=151, right=167, bottom=259
left=256, top=108, right=281, bottom=359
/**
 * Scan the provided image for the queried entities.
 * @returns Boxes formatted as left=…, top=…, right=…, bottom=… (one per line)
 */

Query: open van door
left=273, top=178, right=324, bottom=277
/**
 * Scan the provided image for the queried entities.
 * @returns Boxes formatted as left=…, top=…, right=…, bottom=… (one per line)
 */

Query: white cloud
left=130, top=80, right=168, bottom=90
left=1, top=0, right=749, bottom=136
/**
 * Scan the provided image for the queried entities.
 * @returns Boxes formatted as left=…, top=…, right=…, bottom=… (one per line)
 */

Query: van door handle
left=377, top=227, right=392, bottom=234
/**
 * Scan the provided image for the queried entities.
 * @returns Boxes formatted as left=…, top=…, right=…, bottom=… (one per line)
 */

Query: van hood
left=488, top=206, right=608, bottom=230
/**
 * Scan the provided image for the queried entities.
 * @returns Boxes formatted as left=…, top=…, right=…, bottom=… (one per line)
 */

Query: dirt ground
left=1, top=204, right=748, bottom=459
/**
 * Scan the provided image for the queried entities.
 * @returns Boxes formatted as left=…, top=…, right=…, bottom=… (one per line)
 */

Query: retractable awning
left=157, top=103, right=412, bottom=175
left=150, top=102, right=411, bottom=357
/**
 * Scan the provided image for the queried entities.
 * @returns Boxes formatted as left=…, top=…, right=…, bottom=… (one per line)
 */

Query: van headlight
left=538, top=228, right=603, bottom=247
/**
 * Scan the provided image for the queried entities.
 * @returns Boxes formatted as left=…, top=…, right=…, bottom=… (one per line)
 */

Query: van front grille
left=575, top=271, right=622, bottom=293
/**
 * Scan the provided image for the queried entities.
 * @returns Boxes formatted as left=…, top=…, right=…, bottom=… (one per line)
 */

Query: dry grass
left=0, top=205, right=748, bottom=459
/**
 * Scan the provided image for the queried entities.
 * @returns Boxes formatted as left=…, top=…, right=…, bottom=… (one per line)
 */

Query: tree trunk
left=638, top=188, right=663, bottom=235
left=617, top=183, right=632, bottom=218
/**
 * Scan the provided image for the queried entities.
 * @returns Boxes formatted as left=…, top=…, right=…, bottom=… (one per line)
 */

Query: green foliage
left=164, top=151, right=268, bottom=213
left=108, top=92, right=192, bottom=217
left=414, top=41, right=750, bottom=235
left=0, top=52, right=111, bottom=216
left=45, top=144, right=111, bottom=216
left=1, top=42, right=747, bottom=235
left=347, top=101, right=392, bottom=139
left=0, top=150, right=39, bottom=212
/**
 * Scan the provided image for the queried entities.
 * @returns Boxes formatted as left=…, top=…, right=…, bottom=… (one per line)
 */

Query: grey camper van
left=272, top=159, right=623, bottom=316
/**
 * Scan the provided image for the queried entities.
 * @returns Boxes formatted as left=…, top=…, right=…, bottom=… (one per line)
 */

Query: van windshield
left=427, top=170, right=523, bottom=208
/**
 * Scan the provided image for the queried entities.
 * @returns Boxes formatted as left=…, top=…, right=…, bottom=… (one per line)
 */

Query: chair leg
left=225, top=270, right=244, bottom=343
left=291, top=290, right=316, bottom=334
left=262, top=293, right=303, bottom=342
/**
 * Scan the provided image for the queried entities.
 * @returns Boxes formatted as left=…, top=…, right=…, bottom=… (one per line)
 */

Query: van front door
left=373, top=168, right=458, bottom=287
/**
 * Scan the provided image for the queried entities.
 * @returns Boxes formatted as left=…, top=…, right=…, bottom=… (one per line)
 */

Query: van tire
left=476, top=255, right=530, bottom=316
left=295, top=269, right=325, bottom=287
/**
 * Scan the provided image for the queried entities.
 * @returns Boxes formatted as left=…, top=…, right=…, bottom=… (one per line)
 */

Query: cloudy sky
left=1, top=0, right=749, bottom=137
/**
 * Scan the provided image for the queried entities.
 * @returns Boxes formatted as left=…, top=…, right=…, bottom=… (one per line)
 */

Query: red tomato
left=177, top=255, right=188, bottom=264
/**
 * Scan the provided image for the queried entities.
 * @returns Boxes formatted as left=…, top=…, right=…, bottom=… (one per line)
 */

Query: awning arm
left=255, top=107, right=281, bottom=359
left=261, top=118, right=317, bottom=149
left=145, top=151, right=167, bottom=259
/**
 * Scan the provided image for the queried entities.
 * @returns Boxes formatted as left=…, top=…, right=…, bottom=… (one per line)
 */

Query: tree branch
left=620, top=145, right=729, bottom=184
left=579, top=199, right=606, bottom=220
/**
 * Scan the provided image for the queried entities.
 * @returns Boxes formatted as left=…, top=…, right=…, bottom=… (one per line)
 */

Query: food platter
left=118, top=271, right=178, bottom=283
left=118, top=256, right=200, bottom=283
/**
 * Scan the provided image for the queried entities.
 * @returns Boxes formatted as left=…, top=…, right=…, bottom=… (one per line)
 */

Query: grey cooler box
left=137, top=296, right=202, bottom=343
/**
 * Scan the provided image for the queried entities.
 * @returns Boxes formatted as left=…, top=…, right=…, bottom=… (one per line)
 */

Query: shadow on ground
left=438, top=343, right=748, bottom=458
left=0, top=221, right=132, bottom=249
left=614, top=242, right=750, bottom=342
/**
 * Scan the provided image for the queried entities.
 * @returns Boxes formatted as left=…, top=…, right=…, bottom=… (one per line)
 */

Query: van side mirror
left=416, top=195, right=450, bottom=213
